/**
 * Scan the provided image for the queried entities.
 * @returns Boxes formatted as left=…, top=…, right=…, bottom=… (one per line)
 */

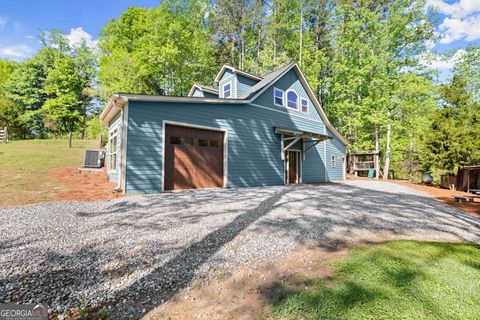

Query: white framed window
left=286, top=90, right=298, bottom=110
left=331, top=155, right=336, bottom=167
left=274, top=88, right=284, bottom=107
left=222, top=81, right=232, bottom=98
left=108, top=128, right=118, bottom=172
left=300, top=98, right=309, bottom=113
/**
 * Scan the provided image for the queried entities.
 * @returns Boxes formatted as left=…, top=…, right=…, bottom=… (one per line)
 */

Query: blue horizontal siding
left=237, top=75, right=259, bottom=97
left=219, top=70, right=235, bottom=98
left=253, top=69, right=321, bottom=121
left=123, top=66, right=346, bottom=194
left=125, top=101, right=331, bottom=194
left=303, top=140, right=326, bottom=183
left=325, top=128, right=346, bottom=181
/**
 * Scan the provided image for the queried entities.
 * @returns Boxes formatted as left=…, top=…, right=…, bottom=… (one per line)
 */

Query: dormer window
left=300, top=98, right=308, bottom=113
left=223, top=81, right=232, bottom=98
left=286, top=90, right=298, bottom=110
left=274, top=88, right=284, bottom=106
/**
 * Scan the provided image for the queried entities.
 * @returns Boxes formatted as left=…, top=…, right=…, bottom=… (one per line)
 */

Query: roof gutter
left=100, top=94, right=246, bottom=125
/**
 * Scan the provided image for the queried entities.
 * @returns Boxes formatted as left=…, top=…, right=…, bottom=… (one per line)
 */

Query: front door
left=286, top=151, right=299, bottom=184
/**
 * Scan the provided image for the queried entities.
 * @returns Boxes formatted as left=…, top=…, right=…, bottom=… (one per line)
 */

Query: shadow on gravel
left=2, top=182, right=480, bottom=318
left=107, top=188, right=290, bottom=319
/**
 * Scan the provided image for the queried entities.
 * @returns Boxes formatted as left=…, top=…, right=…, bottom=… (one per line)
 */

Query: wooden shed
left=455, top=165, right=480, bottom=192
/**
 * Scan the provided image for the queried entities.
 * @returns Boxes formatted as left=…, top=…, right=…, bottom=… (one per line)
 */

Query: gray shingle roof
left=240, top=62, right=296, bottom=100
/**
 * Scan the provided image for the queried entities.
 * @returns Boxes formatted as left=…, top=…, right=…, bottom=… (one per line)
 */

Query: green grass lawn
left=266, top=241, right=480, bottom=320
left=0, top=139, right=98, bottom=207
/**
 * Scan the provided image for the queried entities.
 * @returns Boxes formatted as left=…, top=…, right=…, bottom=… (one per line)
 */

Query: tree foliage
left=98, top=4, right=216, bottom=98
left=3, top=31, right=97, bottom=143
left=2, top=0, right=478, bottom=179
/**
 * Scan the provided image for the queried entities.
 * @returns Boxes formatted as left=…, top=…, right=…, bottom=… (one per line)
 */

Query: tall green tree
left=323, top=0, right=435, bottom=179
left=4, top=50, right=52, bottom=138
left=0, top=59, right=18, bottom=136
left=42, top=52, right=84, bottom=147
left=453, top=45, right=480, bottom=102
left=425, top=75, right=480, bottom=173
left=72, top=42, right=98, bottom=138
left=99, top=4, right=216, bottom=98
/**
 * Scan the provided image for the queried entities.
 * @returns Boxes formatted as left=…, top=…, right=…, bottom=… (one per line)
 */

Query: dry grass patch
left=0, top=139, right=113, bottom=207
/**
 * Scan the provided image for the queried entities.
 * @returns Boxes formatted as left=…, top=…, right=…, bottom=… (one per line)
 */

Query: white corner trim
left=120, top=102, right=129, bottom=193
left=161, top=121, right=166, bottom=192
left=161, top=120, right=229, bottom=192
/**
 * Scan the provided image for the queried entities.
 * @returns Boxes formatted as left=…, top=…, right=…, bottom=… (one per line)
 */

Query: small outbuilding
left=100, top=63, right=348, bottom=194
left=456, top=165, right=480, bottom=192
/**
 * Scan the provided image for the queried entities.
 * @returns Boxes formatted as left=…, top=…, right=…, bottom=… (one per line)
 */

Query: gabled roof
left=240, top=62, right=296, bottom=100
left=101, top=63, right=348, bottom=146
left=214, top=65, right=263, bottom=82
left=242, top=62, right=348, bottom=146
left=188, top=84, right=219, bottom=97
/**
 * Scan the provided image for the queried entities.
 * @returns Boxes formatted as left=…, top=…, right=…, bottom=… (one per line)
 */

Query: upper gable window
left=223, top=81, right=232, bottom=98
left=286, top=90, right=298, bottom=110
left=300, top=98, right=308, bottom=113
left=274, top=88, right=284, bottom=107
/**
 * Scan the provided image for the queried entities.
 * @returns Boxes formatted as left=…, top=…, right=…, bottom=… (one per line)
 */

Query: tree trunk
left=68, top=131, right=73, bottom=148
left=375, top=125, right=380, bottom=179
left=81, top=103, right=87, bottom=140
left=240, top=30, right=244, bottom=70
left=299, top=0, right=303, bottom=67
left=383, top=119, right=391, bottom=180
left=273, top=7, right=277, bottom=66
left=257, top=27, right=261, bottom=68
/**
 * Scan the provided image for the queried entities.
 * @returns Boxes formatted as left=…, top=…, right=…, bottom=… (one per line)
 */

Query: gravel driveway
left=1, top=180, right=479, bottom=318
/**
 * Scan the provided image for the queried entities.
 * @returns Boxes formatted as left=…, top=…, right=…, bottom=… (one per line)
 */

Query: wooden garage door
left=164, top=125, right=224, bottom=190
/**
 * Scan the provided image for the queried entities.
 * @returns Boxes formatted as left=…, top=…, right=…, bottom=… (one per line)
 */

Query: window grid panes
left=171, top=137, right=220, bottom=148
left=286, top=91, right=298, bottom=109
left=171, top=136, right=194, bottom=146
left=108, top=129, right=118, bottom=171
left=223, top=83, right=231, bottom=98
left=301, top=98, right=308, bottom=113
left=274, top=88, right=284, bottom=106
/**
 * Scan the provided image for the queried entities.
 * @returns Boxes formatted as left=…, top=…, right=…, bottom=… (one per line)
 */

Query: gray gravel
left=1, top=180, right=479, bottom=318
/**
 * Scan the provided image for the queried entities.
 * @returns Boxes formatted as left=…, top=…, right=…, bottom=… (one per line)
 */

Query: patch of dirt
left=394, top=180, right=480, bottom=215
left=49, top=166, right=122, bottom=202
left=143, top=246, right=350, bottom=320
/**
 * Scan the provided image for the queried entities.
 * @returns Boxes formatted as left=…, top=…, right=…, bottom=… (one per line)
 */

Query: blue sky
left=0, top=0, right=159, bottom=58
left=0, top=0, right=478, bottom=80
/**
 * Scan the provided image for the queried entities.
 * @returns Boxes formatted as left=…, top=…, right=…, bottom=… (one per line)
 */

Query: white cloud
left=426, top=0, right=480, bottom=43
left=0, top=44, right=33, bottom=58
left=66, top=27, right=97, bottom=49
left=420, top=49, right=466, bottom=70
left=0, top=17, right=6, bottom=29
left=439, top=14, right=480, bottom=43
left=427, top=0, right=480, bottom=19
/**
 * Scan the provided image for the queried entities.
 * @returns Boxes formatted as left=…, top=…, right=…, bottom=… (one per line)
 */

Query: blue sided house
left=100, top=63, right=348, bottom=194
